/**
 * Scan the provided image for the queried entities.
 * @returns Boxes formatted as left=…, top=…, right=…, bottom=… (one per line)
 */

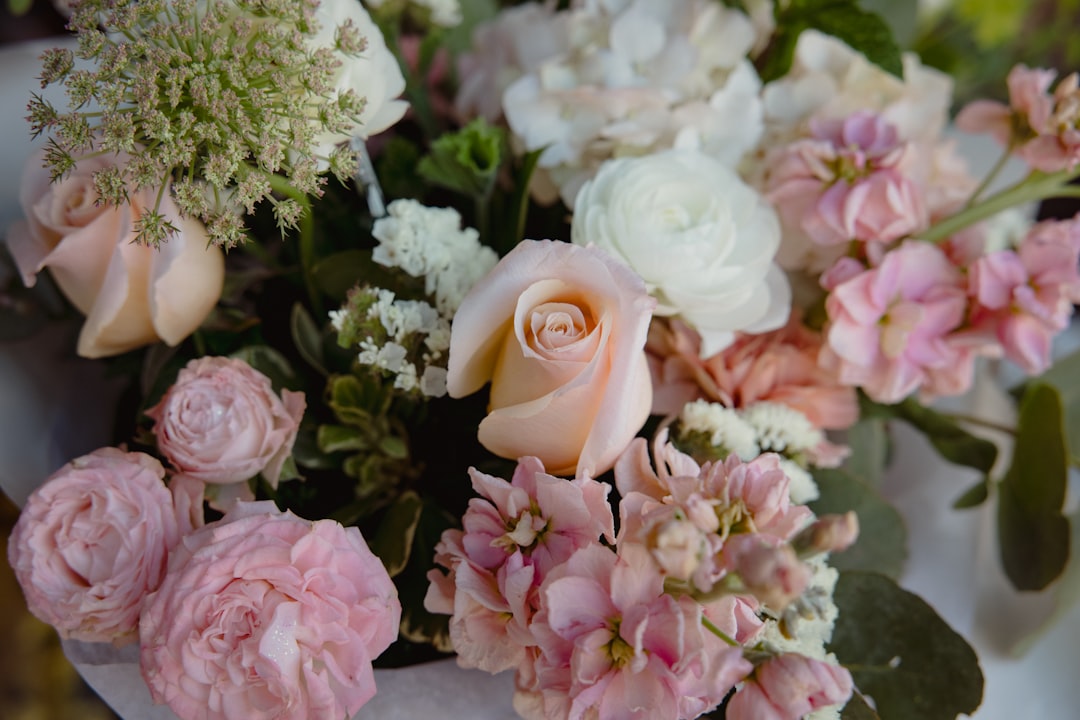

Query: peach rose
left=446, top=240, right=656, bottom=477
left=6, top=150, right=224, bottom=358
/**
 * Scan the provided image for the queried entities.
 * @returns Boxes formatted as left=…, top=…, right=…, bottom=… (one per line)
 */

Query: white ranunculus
left=309, top=0, right=407, bottom=155
left=572, top=150, right=790, bottom=357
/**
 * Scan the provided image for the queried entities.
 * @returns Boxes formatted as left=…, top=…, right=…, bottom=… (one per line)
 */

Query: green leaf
left=275, top=455, right=302, bottom=484
left=7, top=0, right=33, bottom=16
left=809, top=1, right=904, bottom=79
left=417, top=118, right=503, bottom=198
left=379, top=435, right=409, bottom=460
left=841, top=692, right=881, bottom=720
left=311, top=250, right=399, bottom=303
left=809, top=469, right=907, bottom=579
left=952, top=479, right=990, bottom=509
left=370, top=491, right=424, bottom=577
left=830, top=571, right=984, bottom=720
left=396, top=499, right=457, bottom=650
left=317, top=424, right=369, bottom=453
left=291, top=425, right=340, bottom=470
left=290, top=303, right=327, bottom=376
left=756, top=22, right=807, bottom=83
left=503, top=147, right=545, bottom=254
left=998, top=383, right=1071, bottom=591
left=230, top=345, right=299, bottom=392
left=842, top=417, right=890, bottom=488
left=1031, top=346, right=1080, bottom=465
left=1011, top=508, right=1080, bottom=655
left=891, top=398, right=998, bottom=475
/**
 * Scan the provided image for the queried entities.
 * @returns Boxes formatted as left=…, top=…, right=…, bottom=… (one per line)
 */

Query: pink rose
left=139, top=501, right=400, bottom=720
left=446, top=240, right=656, bottom=477
left=7, top=448, right=193, bottom=644
left=5, top=150, right=224, bottom=358
left=147, top=357, right=306, bottom=486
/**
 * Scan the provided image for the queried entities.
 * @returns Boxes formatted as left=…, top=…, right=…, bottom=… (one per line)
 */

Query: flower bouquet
left=3, top=0, right=1080, bottom=719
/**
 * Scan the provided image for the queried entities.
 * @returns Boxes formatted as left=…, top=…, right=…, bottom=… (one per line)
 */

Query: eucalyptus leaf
left=841, top=692, right=881, bottom=720
left=809, top=469, right=907, bottom=579
left=1031, top=346, right=1080, bottom=464
left=842, top=417, right=890, bottom=488
left=829, top=571, right=984, bottom=720
left=952, top=479, right=989, bottom=509
left=891, top=398, right=998, bottom=475
left=998, top=383, right=1071, bottom=591
left=370, top=491, right=424, bottom=577
left=290, top=302, right=327, bottom=376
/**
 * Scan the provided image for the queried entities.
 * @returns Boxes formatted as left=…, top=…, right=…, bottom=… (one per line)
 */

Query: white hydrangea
left=678, top=400, right=760, bottom=460
left=460, top=0, right=767, bottom=207
left=371, top=200, right=497, bottom=318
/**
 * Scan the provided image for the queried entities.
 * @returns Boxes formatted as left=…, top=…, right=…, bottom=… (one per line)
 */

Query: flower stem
left=701, top=615, right=740, bottom=648
left=965, top=144, right=1014, bottom=208
left=943, top=413, right=1017, bottom=436
left=919, top=169, right=1078, bottom=244
left=264, top=173, right=322, bottom=317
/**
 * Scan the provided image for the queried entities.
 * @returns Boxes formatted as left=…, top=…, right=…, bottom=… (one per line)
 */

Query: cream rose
left=6, top=150, right=224, bottom=358
left=308, top=0, right=407, bottom=154
left=446, top=240, right=656, bottom=477
left=572, top=149, right=791, bottom=357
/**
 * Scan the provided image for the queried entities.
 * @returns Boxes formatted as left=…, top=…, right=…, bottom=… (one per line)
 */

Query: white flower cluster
left=677, top=400, right=828, bottom=502
left=456, top=0, right=767, bottom=207
left=372, top=199, right=498, bottom=317
left=363, top=0, right=463, bottom=28
left=331, top=289, right=451, bottom=397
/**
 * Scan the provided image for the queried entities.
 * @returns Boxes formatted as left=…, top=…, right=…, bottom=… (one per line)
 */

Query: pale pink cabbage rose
left=7, top=448, right=194, bottom=644
left=727, top=653, right=853, bottom=720
left=139, top=501, right=400, bottom=720
left=647, top=313, right=858, bottom=431
left=822, top=241, right=970, bottom=403
left=147, top=357, right=305, bottom=486
left=446, top=240, right=656, bottom=477
left=424, top=457, right=615, bottom=672
left=957, top=65, right=1080, bottom=172
left=968, top=218, right=1080, bottom=373
left=517, top=543, right=751, bottom=720
left=6, top=150, right=224, bottom=358
left=767, top=112, right=927, bottom=247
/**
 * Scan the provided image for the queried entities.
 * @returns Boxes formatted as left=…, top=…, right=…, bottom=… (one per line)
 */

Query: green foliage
left=757, top=0, right=903, bottom=83
left=955, top=0, right=1033, bottom=47
left=290, top=303, right=327, bottom=376
left=842, top=417, right=890, bottom=488
left=7, top=0, right=33, bottom=15
left=370, top=491, right=425, bottom=577
left=830, top=572, right=984, bottom=720
left=998, top=383, right=1071, bottom=591
left=871, top=396, right=999, bottom=476
left=418, top=118, right=504, bottom=198
left=952, top=479, right=990, bottom=509
left=230, top=345, right=300, bottom=392
left=810, top=469, right=907, bottom=579
left=1031, top=346, right=1080, bottom=466
left=395, top=498, right=457, bottom=652
left=841, top=693, right=881, bottom=720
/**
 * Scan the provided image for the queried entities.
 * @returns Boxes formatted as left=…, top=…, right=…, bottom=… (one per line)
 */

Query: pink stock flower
left=823, top=241, right=971, bottom=403
left=768, top=111, right=927, bottom=247
left=147, top=357, right=305, bottom=487
left=720, top=535, right=811, bottom=612
left=7, top=448, right=195, bottom=645
left=615, top=436, right=813, bottom=595
left=446, top=240, right=656, bottom=477
left=727, top=653, right=853, bottom=720
left=968, top=218, right=1080, bottom=373
left=957, top=65, right=1080, bottom=172
left=139, top=501, right=400, bottom=720
left=425, top=457, right=615, bottom=672
left=647, top=312, right=858, bottom=431
left=518, top=543, right=751, bottom=720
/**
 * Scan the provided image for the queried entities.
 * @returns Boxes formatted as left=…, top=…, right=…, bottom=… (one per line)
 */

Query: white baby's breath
left=678, top=400, right=759, bottom=460
left=741, top=402, right=824, bottom=456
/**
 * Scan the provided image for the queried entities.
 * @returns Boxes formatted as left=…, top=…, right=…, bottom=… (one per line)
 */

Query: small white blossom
left=741, top=402, right=824, bottom=456
left=328, top=308, right=348, bottom=332
left=780, top=458, right=819, bottom=504
left=371, top=200, right=497, bottom=318
left=678, top=400, right=759, bottom=460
